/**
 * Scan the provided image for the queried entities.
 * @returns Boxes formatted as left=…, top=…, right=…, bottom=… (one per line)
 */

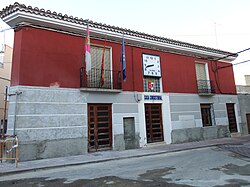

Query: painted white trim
left=171, top=111, right=201, bottom=114
left=9, top=85, right=82, bottom=92
left=3, top=11, right=236, bottom=62
left=213, top=109, right=228, bottom=112
left=170, top=103, right=200, bottom=106
left=9, top=114, right=86, bottom=117
left=162, top=94, right=172, bottom=144
left=138, top=100, right=147, bottom=147
left=234, top=103, right=241, bottom=133
left=9, top=102, right=86, bottom=105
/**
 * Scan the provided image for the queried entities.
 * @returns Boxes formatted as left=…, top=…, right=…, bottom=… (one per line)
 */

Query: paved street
left=0, top=143, right=250, bottom=187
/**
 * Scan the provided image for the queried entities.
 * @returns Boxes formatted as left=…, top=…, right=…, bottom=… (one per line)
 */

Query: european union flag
left=121, top=36, right=126, bottom=81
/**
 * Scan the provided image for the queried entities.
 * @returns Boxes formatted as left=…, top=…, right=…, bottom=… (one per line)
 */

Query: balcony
left=197, top=80, right=215, bottom=95
left=80, top=67, right=122, bottom=92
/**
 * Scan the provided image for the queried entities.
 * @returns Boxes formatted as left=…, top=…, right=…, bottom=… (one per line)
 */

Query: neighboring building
left=0, top=44, right=12, bottom=134
left=236, top=75, right=250, bottom=135
left=0, top=3, right=241, bottom=161
left=245, top=75, right=250, bottom=85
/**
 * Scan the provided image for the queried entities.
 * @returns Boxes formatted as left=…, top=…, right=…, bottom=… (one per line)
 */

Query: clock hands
left=145, top=64, right=154, bottom=70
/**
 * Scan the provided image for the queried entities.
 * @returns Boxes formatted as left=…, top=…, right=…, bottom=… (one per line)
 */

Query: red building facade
left=11, top=26, right=236, bottom=94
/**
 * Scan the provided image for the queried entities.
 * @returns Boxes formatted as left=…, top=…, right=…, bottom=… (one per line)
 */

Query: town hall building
left=0, top=3, right=241, bottom=161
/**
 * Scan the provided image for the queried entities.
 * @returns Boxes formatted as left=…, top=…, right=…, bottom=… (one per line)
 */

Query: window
left=195, top=63, right=208, bottom=81
left=195, top=62, right=215, bottom=94
left=90, top=45, right=111, bottom=70
left=200, top=104, right=213, bottom=127
left=87, top=45, right=111, bottom=88
left=144, top=77, right=160, bottom=92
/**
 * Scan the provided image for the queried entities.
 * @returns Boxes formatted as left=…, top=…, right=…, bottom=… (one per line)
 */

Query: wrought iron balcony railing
left=197, top=80, right=215, bottom=95
left=80, top=67, right=121, bottom=90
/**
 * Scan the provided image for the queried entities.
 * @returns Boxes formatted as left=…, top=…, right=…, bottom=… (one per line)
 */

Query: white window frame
left=195, top=61, right=210, bottom=81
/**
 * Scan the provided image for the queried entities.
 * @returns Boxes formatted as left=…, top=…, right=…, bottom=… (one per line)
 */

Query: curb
left=1, top=136, right=250, bottom=176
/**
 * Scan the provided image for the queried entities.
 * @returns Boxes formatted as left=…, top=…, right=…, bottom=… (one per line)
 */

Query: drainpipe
left=2, top=86, right=8, bottom=135
left=9, top=91, right=22, bottom=135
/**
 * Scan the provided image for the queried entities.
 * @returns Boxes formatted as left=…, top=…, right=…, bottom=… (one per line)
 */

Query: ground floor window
left=200, top=104, right=213, bottom=127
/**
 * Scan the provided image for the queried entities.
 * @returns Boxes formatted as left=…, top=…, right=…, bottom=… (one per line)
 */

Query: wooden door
left=88, top=104, right=112, bottom=152
left=226, top=103, right=238, bottom=133
left=247, top=113, right=250, bottom=134
left=145, top=104, right=164, bottom=143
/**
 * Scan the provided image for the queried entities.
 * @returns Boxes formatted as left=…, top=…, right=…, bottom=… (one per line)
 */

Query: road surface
left=0, top=144, right=250, bottom=187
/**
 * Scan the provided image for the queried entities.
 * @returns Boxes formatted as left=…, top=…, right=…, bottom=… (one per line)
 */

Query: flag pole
left=100, top=35, right=107, bottom=87
left=121, top=34, right=126, bottom=82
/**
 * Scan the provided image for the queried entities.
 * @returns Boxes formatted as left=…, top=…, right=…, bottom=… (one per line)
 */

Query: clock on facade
left=142, top=54, right=161, bottom=77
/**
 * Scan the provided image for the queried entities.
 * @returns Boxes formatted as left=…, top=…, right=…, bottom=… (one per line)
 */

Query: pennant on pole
left=121, top=36, right=126, bottom=81
left=85, top=23, right=91, bottom=74
left=101, top=37, right=107, bottom=86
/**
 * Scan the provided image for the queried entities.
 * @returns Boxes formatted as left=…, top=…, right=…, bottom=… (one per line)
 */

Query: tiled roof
left=0, top=2, right=237, bottom=58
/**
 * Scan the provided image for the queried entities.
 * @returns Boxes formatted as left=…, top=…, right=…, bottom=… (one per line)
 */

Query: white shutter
left=90, top=45, right=110, bottom=70
left=195, top=63, right=207, bottom=80
left=88, top=45, right=111, bottom=88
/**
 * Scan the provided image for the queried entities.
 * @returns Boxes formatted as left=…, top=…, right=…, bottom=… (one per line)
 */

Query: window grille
left=200, top=104, right=215, bottom=127
left=144, top=77, right=160, bottom=92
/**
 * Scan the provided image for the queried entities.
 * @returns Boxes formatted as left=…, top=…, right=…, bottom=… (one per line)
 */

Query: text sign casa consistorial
left=142, top=54, right=161, bottom=77
left=144, top=95, right=162, bottom=100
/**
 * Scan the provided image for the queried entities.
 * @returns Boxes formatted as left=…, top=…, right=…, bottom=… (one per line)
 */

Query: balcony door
left=196, top=63, right=207, bottom=81
left=195, top=62, right=214, bottom=94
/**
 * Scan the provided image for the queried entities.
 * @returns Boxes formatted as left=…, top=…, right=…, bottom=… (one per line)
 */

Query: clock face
left=142, top=54, right=161, bottom=77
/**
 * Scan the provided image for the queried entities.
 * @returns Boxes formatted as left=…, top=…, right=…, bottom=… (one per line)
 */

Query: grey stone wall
left=169, top=94, right=240, bottom=130
left=237, top=94, right=250, bottom=135
left=7, top=86, right=141, bottom=161
left=171, top=125, right=230, bottom=143
left=7, top=86, right=88, bottom=161
left=169, top=93, right=240, bottom=143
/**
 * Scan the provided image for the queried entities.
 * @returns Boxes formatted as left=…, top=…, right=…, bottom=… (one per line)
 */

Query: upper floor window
left=195, top=62, right=208, bottom=80
left=195, top=62, right=215, bottom=95
left=90, top=45, right=111, bottom=71
left=80, top=45, right=121, bottom=90
left=87, top=45, right=112, bottom=88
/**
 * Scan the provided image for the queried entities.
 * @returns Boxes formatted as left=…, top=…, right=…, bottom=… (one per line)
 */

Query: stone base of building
left=6, top=86, right=241, bottom=161
left=18, top=138, right=87, bottom=161
left=171, top=125, right=231, bottom=144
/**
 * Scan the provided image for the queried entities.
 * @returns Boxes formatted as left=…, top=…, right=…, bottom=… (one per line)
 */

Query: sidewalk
left=1, top=135, right=250, bottom=176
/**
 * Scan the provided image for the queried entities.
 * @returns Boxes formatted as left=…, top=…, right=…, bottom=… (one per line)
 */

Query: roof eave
left=2, top=10, right=237, bottom=62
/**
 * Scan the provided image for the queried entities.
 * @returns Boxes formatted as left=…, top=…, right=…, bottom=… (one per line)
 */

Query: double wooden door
left=88, top=104, right=112, bottom=152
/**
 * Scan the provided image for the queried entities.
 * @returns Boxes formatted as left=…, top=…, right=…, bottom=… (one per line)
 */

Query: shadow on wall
left=0, top=119, right=7, bottom=135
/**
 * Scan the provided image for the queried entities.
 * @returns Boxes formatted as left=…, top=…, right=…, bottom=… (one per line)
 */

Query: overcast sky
left=1, top=0, right=250, bottom=85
